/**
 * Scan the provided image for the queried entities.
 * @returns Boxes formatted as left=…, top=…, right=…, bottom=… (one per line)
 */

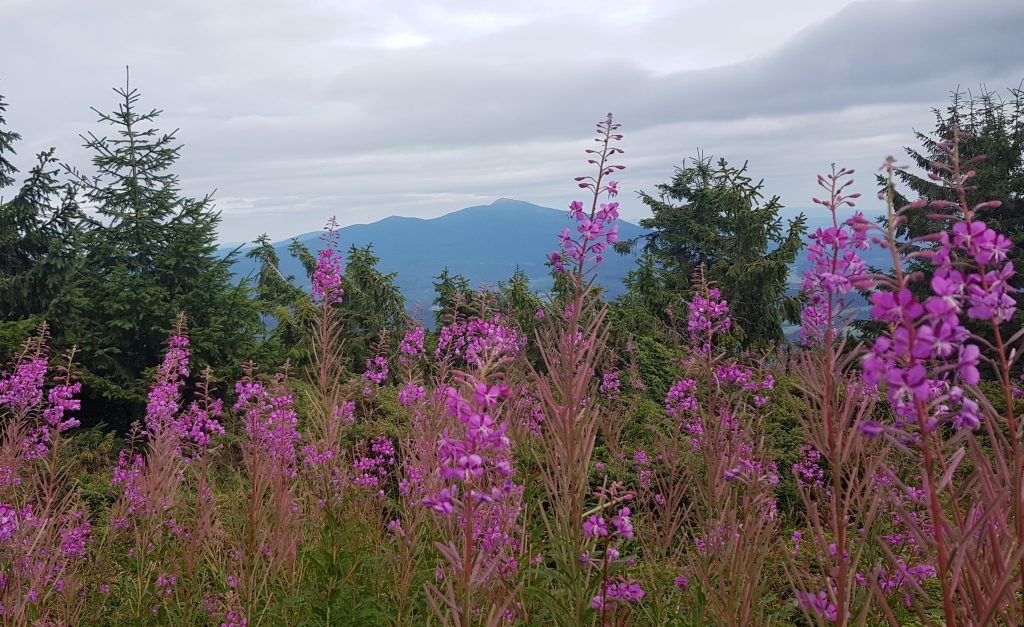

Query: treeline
left=1, top=78, right=1021, bottom=430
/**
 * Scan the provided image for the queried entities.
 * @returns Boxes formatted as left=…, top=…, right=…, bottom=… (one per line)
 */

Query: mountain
left=220, top=199, right=895, bottom=331
left=221, top=198, right=649, bottom=317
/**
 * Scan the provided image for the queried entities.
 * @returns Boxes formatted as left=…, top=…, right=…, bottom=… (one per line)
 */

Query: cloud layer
left=1, top=0, right=1021, bottom=242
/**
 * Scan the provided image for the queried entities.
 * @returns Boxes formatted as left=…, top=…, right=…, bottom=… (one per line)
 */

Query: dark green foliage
left=875, top=85, right=1024, bottom=354
left=637, top=155, right=807, bottom=348
left=60, top=79, right=260, bottom=428
left=629, top=334, right=677, bottom=403
left=886, top=85, right=1023, bottom=275
left=0, top=149, right=83, bottom=322
left=497, top=267, right=543, bottom=336
left=245, top=234, right=309, bottom=365
left=0, top=93, right=19, bottom=189
left=0, top=94, right=85, bottom=336
left=337, top=244, right=405, bottom=360
left=609, top=250, right=677, bottom=344
left=432, top=266, right=478, bottom=327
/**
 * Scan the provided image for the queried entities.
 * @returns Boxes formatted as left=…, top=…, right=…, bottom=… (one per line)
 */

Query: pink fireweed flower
left=583, top=515, right=608, bottom=539
left=799, top=166, right=870, bottom=342
left=688, top=287, right=731, bottom=349
left=862, top=154, right=1016, bottom=435
left=797, top=590, right=837, bottom=622
left=0, top=502, right=17, bottom=542
left=399, top=325, right=425, bottom=365
left=0, top=360, right=46, bottom=413
left=665, top=379, right=699, bottom=416
left=311, top=217, right=344, bottom=305
left=58, top=512, right=91, bottom=558
left=141, top=329, right=225, bottom=457
left=610, top=507, right=634, bottom=540
left=550, top=114, right=625, bottom=275
left=793, top=444, right=826, bottom=488
left=593, top=579, right=646, bottom=610
left=362, top=354, right=389, bottom=387
left=234, top=375, right=301, bottom=472
left=600, top=371, right=621, bottom=400
left=398, top=383, right=426, bottom=406
left=421, top=369, right=517, bottom=515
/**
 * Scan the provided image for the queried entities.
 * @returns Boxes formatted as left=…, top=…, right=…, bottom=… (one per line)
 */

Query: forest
left=0, top=79, right=1023, bottom=625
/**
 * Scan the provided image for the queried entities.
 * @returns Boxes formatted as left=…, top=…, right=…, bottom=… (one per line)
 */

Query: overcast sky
left=2, top=0, right=1022, bottom=243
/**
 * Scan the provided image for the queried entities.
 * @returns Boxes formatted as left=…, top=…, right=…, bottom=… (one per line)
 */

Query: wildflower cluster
left=352, top=435, right=396, bottom=495
left=435, top=315, right=526, bottom=368
left=549, top=113, right=624, bottom=275
left=799, top=165, right=871, bottom=343
left=421, top=381, right=515, bottom=513
left=0, top=329, right=82, bottom=464
left=580, top=485, right=644, bottom=615
left=599, top=370, right=621, bottom=400
left=362, top=354, right=389, bottom=394
left=687, top=287, right=731, bottom=351
left=311, top=216, right=344, bottom=305
left=142, top=325, right=225, bottom=457
left=234, top=373, right=301, bottom=473
left=862, top=153, right=1016, bottom=432
left=398, top=325, right=425, bottom=365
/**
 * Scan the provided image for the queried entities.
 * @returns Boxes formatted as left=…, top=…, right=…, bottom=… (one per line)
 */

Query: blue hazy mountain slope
left=222, top=199, right=894, bottom=329
left=223, top=198, right=649, bottom=314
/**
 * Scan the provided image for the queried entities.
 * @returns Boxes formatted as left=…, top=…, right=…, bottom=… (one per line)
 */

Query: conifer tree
left=638, top=154, right=807, bottom=347
left=0, top=94, right=20, bottom=189
left=0, top=94, right=84, bottom=358
left=246, top=233, right=308, bottom=363
left=0, top=149, right=83, bottom=321
left=337, top=243, right=405, bottom=362
left=432, top=267, right=477, bottom=327
left=884, top=85, right=1023, bottom=284
left=63, top=76, right=259, bottom=425
left=497, top=267, right=543, bottom=335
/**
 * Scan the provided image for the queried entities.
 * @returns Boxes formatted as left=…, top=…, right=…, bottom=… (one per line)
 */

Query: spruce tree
left=638, top=155, right=807, bottom=348
left=0, top=148, right=83, bottom=322
left=885, top=85, right=1023, bottom=285
left=0, top=94, right=84, bottom=359
left=497, top=267, right=543, bottom=336
left=432, top=267, right=477, bottom=327
left=0, top=93, right=20, bottom=189
left=64, top=77, right=259, bottom=427
left=337, top=243, right=405, bottom=363
left=246, top=233, right=308, bottom=364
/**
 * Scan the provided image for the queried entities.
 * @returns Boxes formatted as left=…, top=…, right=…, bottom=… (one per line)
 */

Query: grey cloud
left=1, top=0, right=1021, bottom=242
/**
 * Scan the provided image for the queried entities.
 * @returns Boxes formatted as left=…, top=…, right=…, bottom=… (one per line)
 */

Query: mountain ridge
left=219, top=198, right=893, bottom=325
left=221, top=199, right=649, bottom=315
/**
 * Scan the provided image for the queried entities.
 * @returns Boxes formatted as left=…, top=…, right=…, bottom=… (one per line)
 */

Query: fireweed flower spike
left=420, top=316, right=524, bottom=624
left=549, top=113, right=625, bottom=277
left=855, top=136, right=1021, bottom=625
left=800, top=165, right=870, bottom=345
left=311, top=216, right=344, bottom=305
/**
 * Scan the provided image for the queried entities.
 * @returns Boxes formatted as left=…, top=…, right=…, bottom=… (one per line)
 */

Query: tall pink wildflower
left=549, top=113, right=624, bottom=276
left=799, top=165, right=871, bottom=345
left=421, top=316, right=524, bottom=624
left=311, top=216, right=344, bottom=305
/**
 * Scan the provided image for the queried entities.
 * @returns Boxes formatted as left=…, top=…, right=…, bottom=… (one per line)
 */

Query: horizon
left=213, top=196, right=870, bottom=248
left=3, top=0, right=1022, bottom=243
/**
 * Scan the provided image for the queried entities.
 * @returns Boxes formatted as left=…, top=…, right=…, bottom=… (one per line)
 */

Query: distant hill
left=220, top=199, right=894, bottom=330
left=220, top=198, right=650, bottom=318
